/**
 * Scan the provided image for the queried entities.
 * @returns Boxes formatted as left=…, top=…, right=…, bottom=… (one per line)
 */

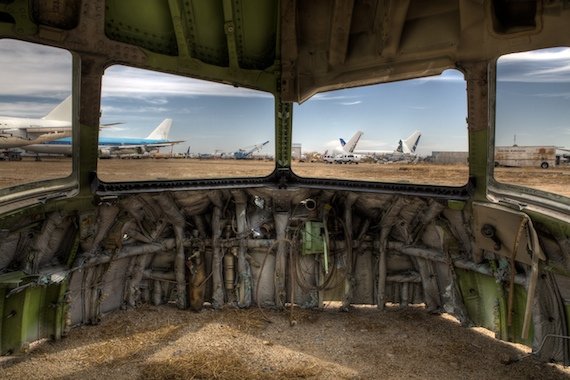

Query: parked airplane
left=322, top=130, right=363, bottom=163
left=340, top=130, right=421, bottom=162
left=24, top=119, right=182, bottom=158
left=0, top=96, right=73, bottom=149
left=0, top=96, right=123, bottom=151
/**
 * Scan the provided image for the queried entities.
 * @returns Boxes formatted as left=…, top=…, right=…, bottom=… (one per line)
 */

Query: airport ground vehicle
left=0, top=0, right=569, bottom=367
left=334, top=154, right=360, bottom=164
left=495, top=146, right=558, bottom=169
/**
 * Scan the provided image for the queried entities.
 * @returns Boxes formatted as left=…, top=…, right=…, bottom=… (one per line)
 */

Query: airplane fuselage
left=0, top=117, right=72, bottom=148
left=23, top=136, right=173, bottom=156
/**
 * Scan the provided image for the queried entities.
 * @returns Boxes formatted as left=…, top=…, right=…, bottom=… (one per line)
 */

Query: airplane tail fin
left=342, top=130, right=363, bottom=153
left=146, top=119, right=172, bottom=140
left=340, top=138, right=347, bottom=147
left=42, top=96, right=72, bottom=122
left=398, top=130, right=421, bottom=154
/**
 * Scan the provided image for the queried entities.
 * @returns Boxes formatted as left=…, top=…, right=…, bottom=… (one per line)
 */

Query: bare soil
left=2, top=158, right=570, bottom=197
left=1, top=303, right=569, bottom=379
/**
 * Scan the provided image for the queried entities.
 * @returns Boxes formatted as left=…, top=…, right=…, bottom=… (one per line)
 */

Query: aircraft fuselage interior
left=1, top=0, right=570, bottom=366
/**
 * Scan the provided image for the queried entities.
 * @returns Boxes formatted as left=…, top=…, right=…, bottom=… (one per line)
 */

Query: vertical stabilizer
left=399, top=130, right=421, bottom=154
left=41, top=96, right=72, bottom=121
left=146, top=119, right=172, bottom=140
left=342, top=130, right=363, bottom=153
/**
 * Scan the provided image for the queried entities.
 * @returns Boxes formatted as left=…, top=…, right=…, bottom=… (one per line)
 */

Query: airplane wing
left=0, top=127, right=72, bottom=149
left=100, top=122, right=125, bottom=128
left=103, top=140, right=185, bottom=152
left=139, top=140, right=185, bottom=149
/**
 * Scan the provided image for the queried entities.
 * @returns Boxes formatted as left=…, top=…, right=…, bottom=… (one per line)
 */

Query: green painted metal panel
left=301, top=221, right=324, bottom=255
left=457, top=267, right=499, bottom=333
left=0, top=0, right=37, bottom=36
left=0, top=267, right=66, bottom=353
left=106, top=0, right=178, bottom=55
left=275, top=99, right=292, bottom=168
left=469, top=129, right=488, bottom=201
left=185, top=0, right=227, bottom=65
left=2, top=288, right=26, bottom=354
left=0, top=284, right=65, bottom=354
left=456, top=267, right=532, bottom=346
left=235, top=0, right=277, bottom=69
left=43, top=284, right=65, bottom=341
left=0, top=287, right=4, bottom=353
left=21, top=286, right=43, bottom=345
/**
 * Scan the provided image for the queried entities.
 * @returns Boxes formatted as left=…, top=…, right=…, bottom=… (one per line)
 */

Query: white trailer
left=494, top=146, right=558, bottom=169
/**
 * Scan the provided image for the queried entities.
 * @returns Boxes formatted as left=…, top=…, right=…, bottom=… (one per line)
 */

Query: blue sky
left=496, top=48, right=570, bottom=147
left=294, top=70, right=467, bottom=154
left=1, top=39, right=569, bottom=156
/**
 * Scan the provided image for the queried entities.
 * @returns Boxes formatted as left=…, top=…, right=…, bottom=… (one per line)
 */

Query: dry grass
left=140, top=349, right=321, bottom=380
left=2, top=303, right=570, bottom=380
left=3, top=158, right=570, bottom=197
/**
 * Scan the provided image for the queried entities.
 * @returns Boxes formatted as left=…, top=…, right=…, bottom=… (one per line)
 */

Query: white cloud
left=0, top=40, right=272, bottom=104
left=498, top=47, right=570, bottom=82
left=311, top=93, right=360, bottom=101
left=340, top=101, right=362, bottom=106
left=102, top=66, right=272, bottom=99
left=0, top=40, right=72, bottom=98
left=414, top=69, right=465, bottom=84
left=324, top=139, right=341, bottom=148
left=500, top=47, right=570, bottom=62
left=534, top=91, right=570, bottom=99
left=0, top=101, right=61, bottom=118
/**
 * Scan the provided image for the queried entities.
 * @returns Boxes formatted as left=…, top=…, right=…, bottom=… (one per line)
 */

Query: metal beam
left=168, top=0, right=192, bottom=58
left=382, top=0, right=410, bottom=57
left=223, top=0, right=240, bottom=70
left=328, top=0, right=355, bottom=67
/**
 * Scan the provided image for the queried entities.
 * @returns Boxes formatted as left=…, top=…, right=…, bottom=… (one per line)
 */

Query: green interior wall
left=0, top=276, right=65, bottom=355
left=456, top=267, right=532, bottom=346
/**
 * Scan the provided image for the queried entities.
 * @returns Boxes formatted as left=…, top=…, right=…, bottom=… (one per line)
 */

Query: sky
left=0, top=39, right=569, bottom=156
left=496, top=48, right=570, bottom=147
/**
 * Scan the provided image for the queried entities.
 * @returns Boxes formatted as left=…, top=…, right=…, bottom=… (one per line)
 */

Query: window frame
left=487, top=52, right=570, bottom=215
left=0, top=40, right=78, bottom=210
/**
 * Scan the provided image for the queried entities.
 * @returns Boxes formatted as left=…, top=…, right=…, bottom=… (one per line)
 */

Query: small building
left=292, top=143, right=302, bottom=160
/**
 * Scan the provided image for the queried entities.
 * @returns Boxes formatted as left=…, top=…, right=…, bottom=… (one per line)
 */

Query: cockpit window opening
left=97, top=65, right=275, bottom=182
left=291, top=69, right=469, bottom=187
left=0, top=39, right=73, bottom=196
left=494, top=47, right=570, bottom=201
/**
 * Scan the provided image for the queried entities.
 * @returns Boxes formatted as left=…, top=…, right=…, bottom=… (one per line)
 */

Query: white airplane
left=341, top=130, right=422, bottom=162
left=24, top=119, right=183, bottom=158
left=0, top=96, right=123, bottom=151
left=322, top=131, right=363, bottom=163
left=0, top=96, right=74, bottom=149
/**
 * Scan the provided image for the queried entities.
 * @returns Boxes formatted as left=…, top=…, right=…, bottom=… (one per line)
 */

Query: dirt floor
left=1, top=303, right=569, bottom=380
left=2, top=158, right=570, bottom=197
